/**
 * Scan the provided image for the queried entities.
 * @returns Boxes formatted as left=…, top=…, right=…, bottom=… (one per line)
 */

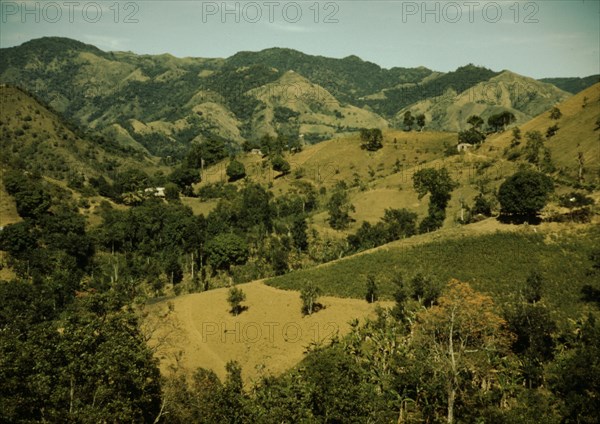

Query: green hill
left=539, top=75, right=600, bottom=94
left=266, top=223, right=599, bottom=322
left=0, top=84, right=156, bottom=182
left=1, top=37, right=579, bottom=159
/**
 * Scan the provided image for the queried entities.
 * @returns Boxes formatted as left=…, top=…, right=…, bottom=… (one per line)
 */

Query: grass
left=486, top=83, right=600, bottom=185
left=266, top=225, right=600, bottom=322
left=144, top=281, right=390, bottom=383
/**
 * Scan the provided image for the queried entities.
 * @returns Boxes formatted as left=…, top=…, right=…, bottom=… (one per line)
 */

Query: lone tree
left=416, top=114, right=426, bottom=131
left=413, top=168, right=458, bottom=232
left=227, top=286, right=247, bottom=316
left=498, top=170, right=554, bottom=218
left=549, top=106, right=562, bottom=120
left=226, top=159, right=246, bottom=182
left=487, top=111, right=516, bottom=132
left=467, top=115, right=484, bottom=129
left=359, top=128, right=383, bottom=151
left=301, top=282, right=322, bottom=315
left=365, top=274, right=378, bottom=303
left=458, top=115, right=486, bottom=145
left=403, top=111, right=415, bottom=131
left=272, top=155, right=291, bottom=176
left=511, top=127, right=522, bottom=146
left=413, top=280, right=514, bottom=424
left=524, top=130, right=545, bottom=166
left=327, top=182, right=355, bottom=230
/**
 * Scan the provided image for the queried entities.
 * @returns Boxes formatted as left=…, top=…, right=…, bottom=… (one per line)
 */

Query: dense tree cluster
left=0, top=171, right=162, bottom=422
left=347, top=208, right=418, bottom=252
left=487, top=111, right=516, bottom=132
left=1, top=161, right=598, bottom=423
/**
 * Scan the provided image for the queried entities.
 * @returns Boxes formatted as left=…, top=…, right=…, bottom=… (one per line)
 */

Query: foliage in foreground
left=160, top=281, right=600, bottom=424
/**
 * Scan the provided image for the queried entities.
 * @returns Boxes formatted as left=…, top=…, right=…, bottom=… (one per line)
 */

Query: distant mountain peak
left=18, top=36, right=106, bottom=55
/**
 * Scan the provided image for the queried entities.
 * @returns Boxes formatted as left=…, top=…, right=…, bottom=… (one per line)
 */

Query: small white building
left=457, top=143, right=473, bottom=152
left=144, top=187, right=166, bottom=198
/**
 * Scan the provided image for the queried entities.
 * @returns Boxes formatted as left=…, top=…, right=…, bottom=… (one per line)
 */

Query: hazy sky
left=1, top=0, right=598, bottom=78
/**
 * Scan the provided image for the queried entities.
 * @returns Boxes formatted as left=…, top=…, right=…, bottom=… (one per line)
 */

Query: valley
left=1, top=36, right=599, bottom=423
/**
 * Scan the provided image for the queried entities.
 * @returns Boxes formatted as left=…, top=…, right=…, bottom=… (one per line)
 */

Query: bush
left=227, top=286, right=247, bottom=316
left=271, top=155, right=291, bottom=176
left=300, top=282, right=322, bottom=315
left=226, top=159, right=246, bottom=182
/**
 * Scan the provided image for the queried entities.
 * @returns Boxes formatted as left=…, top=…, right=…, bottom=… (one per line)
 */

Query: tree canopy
left=359, top=128, right=383, bottom=151
left=498, top=170, right=554, bottom=217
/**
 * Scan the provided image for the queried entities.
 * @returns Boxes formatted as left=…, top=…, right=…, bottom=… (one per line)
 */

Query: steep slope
left=361, top=64, right=500, bottom=117
left=486, top=82, right=600, bottom=184
left=399, top=71, right=571, bottom=131
left=0, top=85, right=154, bottom=182
left=1, top=36, right=586, bottom=157
left=0, top=37, right=233, bottom=157
left=540, top=75, right=600, bottom=94
left=247, top=70, right=388, bottom=140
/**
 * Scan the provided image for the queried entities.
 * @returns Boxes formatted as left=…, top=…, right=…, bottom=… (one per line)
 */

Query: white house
left=457, top=143, right=473, bottom=152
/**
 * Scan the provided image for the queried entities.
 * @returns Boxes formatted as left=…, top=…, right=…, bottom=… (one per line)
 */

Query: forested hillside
left=0, top=37, right=577, bottom=161
left=1, top=39, right=599, bottom=423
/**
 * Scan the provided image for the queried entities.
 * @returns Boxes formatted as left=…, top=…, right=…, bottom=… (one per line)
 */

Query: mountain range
left=1, top=37, right=598, bottom=159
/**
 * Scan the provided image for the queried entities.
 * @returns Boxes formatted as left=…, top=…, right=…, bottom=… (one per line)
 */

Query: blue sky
left=1, top=1, right=598, bottom=78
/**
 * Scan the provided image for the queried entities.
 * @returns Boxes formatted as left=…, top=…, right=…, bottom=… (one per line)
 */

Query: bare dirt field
left=144, top=281, right=392, bottom=384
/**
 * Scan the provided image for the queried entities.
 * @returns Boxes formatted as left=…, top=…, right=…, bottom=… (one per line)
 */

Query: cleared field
left=144, top=281, right=391, bottom=383
left=266, top=220, right=600, bottom=322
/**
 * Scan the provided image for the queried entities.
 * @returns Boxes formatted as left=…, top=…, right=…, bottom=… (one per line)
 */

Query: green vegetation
left=1, top=37, right=599, bottom=423
left=227, top=286, right=247, bottom=316
left=458, top=114, right=487, bottom=145
left=226, top=159, right=246, bottom=182
left=205, top=233, right=249, bottom=272
left=363, top=64, right=499, bottom=117
left=326, top=181, right=355, bottom=230
left=267, top=229, right=599, bottom=318
left=487, top=110, right=516, bottom=132
left=539, top=75, right=600, bottom=93
left=359, top=128, right=383, bottom=151
left=271, top=154, right=291, bottom=176
left=413, top=167, right=458, bottom=232
left=403, top=111, right=415, bottom=131
left=347, top=208, right=417, bottom=252
left=498, top=170, right=554, bottom=217
left=300, top=281, right=322, bottom=315
left=161, top=278, right=600, bottom=423
left=365, top=274, right=379, bottom=303
left=550, top=106, right=562, bottom=120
